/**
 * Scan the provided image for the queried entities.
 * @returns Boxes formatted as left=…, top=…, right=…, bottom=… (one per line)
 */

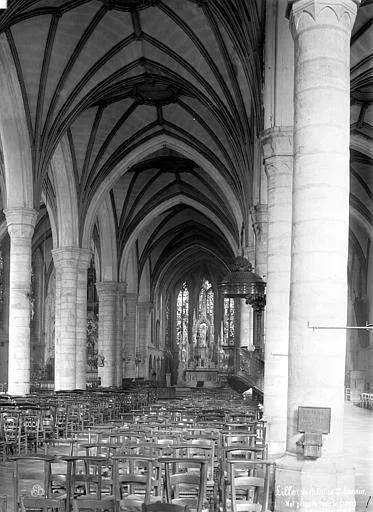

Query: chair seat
left=76, top=494, right=114, bottom=501
left=170, top=500, right=209, bottom=512
left=119, top=495, right=161, bottom=512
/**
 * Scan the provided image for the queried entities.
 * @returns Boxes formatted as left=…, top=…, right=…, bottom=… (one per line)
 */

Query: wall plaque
left=297, top=406, right=331, bottom=434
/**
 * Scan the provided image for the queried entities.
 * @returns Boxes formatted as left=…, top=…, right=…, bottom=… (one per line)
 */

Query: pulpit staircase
left=226, top=347, right=264, bottom=401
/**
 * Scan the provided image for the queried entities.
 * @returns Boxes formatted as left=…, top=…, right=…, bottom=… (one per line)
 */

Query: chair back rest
left=112, top=455, right=158, bottom=503
left=161, top=457, right=208, bottom=512
left=142, top=503, right=188, bottom=512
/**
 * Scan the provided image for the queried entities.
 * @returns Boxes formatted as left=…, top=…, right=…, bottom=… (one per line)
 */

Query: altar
left=185, top=367, right=220, bottom=388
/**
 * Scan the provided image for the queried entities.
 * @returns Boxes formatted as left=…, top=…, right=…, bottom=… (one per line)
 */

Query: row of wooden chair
left=12, top=452, right=274, bottom=512
left=359, top=392, right=373, bottom=409
left=6, top=386, right=270, bottom=511
left=0, top=389, right=158, bottom=460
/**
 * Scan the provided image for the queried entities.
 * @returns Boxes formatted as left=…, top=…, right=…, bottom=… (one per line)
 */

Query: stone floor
left=0, top=401, right=371, bottom=511
left=343, top=401, right=373, bottom=511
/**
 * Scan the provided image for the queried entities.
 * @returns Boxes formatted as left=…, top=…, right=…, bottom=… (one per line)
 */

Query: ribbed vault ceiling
left=350, top=0, right=373, bottom=266
left=0, top=0, right=372, bottom=295
left=0, top=0, right=263, bottom=293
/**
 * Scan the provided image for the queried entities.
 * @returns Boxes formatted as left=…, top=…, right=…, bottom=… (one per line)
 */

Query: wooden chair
left=171, top=442, right=217, bottom=509
left=19, top=408, right=43, bottom=454
left=227, top=460, right=275, bottom=512
left=0, top=410, right=15, bottom=461
left=40, top=406, right=58, bottom=448
left=161, top=457, right=208, bottom=512
left=112, top=455, right=161, bottom=512
left=2, top=409, right=22, bottom=455
left=220, top=446, right=260, bottom=511
left=62, top=456, right=115, bottom=512
left=254, top=425, right=267, bottom=460
left=11, top=455, right=65, bottom=512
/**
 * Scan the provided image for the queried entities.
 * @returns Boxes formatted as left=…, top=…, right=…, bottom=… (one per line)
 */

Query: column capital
left=261, top=126, right=293, bottom=161
left=78, top=248, right=92, bottom=269
left=288, top=0, right=360, bottom=36
left=52, top=247, right=84, bottom=268
left=250, top=204, right=268, bottom=231
left=126, top=292, right=138, bottom=301
left=96, top=281, right=122, bottom=297
left=242, top=245, right=255, bottom=263
left=250, top=204, right=268, bottom=275
left=117, top=282, right=127, bottom=296
left=4, top=207, right=38, bottom=239
left=138, top=301, right=154, bottom=311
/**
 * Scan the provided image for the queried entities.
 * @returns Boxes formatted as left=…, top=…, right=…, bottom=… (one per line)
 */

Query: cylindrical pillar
left=288, top=0, right=358, bottom=456
left=138, top=301, right=153, bottom=378
left=124, top=293, right=138, bottom=379
left=250, top=206, right=268, bottom=353
left=261, top=127, right=293, bottom=455
left=115, top=283, right=127, bottom=387
left=96, top=282, right=119, bottom=388
left=75, top=249, right=91, bottom=390
left=52, top=247, right=81, bottom=391
left=5, top=207, right=38, bottom=395
left=250, top=204, right=268, bottom=278
left=275, top=2, right=360, bottom=510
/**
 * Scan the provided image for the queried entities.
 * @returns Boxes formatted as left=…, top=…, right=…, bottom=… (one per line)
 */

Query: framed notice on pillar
left=297, top=406, right=331, bottom=434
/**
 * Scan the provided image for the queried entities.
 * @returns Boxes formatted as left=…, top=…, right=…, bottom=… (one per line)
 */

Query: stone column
left=249, top=208, right=268, bottom=351
left=115, top=283, right=127, bottom=387
left=124, top=293, right=138, bottom=379
left=52, top=247, right=81, bottom=391
left=240, top=245, right=255, bottom=351
left=138, top=301, right=153, bottom=378
left=261, top=127, right=293, bottom=455
left=250, top=204, right=268, bottom=278
left=75, top=249, right=91, bottom=390
left=5, top=207, right=38, bottom=395
left=96, top=282, right=119, bottom=388
left=275, top=2, right=360, bottom=510
left=365, top=244, right=373, bottom=390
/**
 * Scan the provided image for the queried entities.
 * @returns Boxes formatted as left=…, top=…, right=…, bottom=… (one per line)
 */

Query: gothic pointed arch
left=81, top=134, right=242, bottom=248
left=49, top=136, right=80, bottom=248
left=0, top=34, right=33, bottom=208
left=96, top=196, right=118, bottom=282
left=119, top=195, right=238, bottom=283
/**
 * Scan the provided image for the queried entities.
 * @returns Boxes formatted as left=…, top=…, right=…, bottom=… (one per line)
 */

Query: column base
left=262, top=415, right=287, bottom=456
left=98, top=367, right=115, bottom=388
left=8, top=383, right=29, bottom=396
left=274, top=452, right=355, bottom=512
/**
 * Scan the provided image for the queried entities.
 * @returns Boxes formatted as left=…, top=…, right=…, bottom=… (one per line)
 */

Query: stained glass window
left=176, top=282, right=189, bottom=362
left=165, top=295, right=171, bottom=346
left=198, top=279, right=214, bottom=320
